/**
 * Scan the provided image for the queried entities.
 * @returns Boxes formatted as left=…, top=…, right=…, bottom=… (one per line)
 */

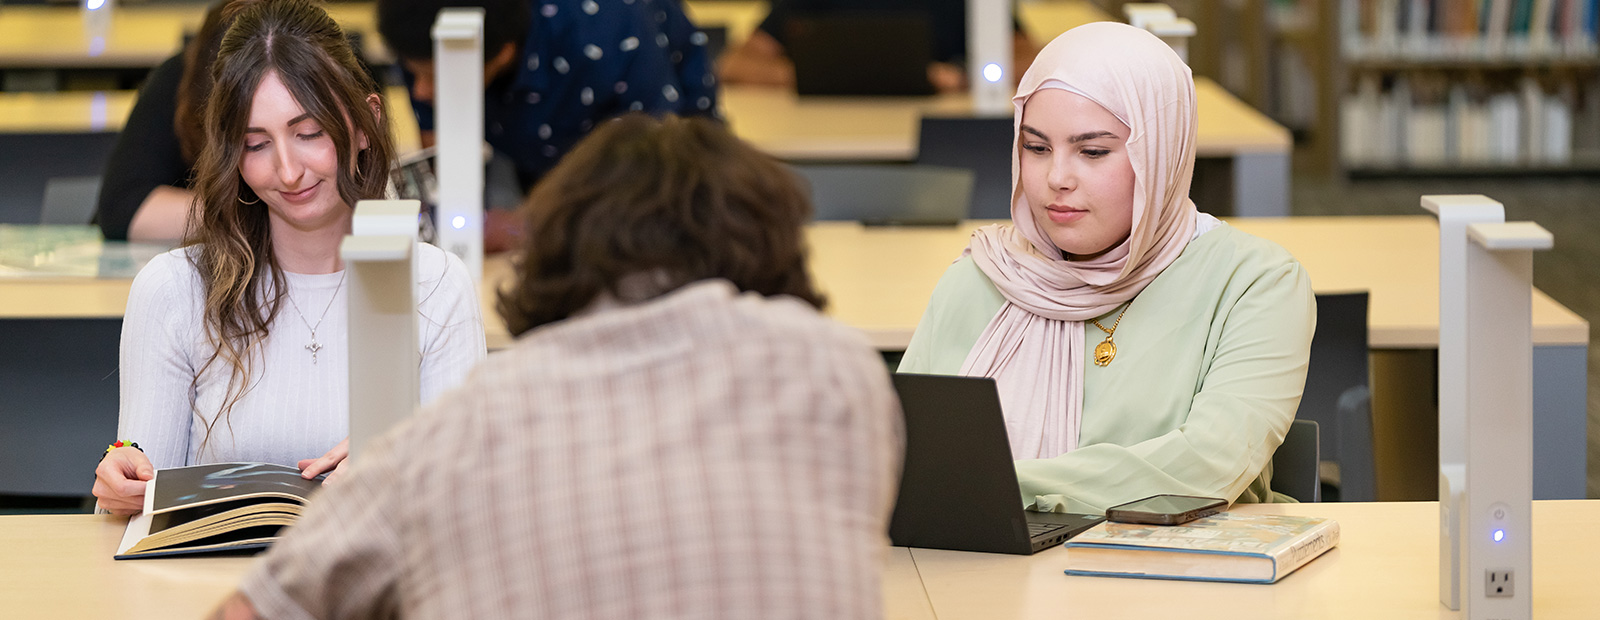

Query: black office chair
left=41, top=176, right=103, bottom=225
left=0, top=132, right=119, bottom=224
left=1272, top=419, right=1321, bottom=503
left=791, top=164, right=973, bottom=224
left=0, top=319, right=122, bottom=498
left=915, top=116, right=1013, bottom=219
left=1296, top=292, right=1376, bottom=502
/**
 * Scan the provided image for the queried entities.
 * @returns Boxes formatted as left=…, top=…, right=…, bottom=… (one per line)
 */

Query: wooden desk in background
left=720, top=77, right=1290, bottom=217
left=0, top=0, right=1289, bottom=217
left=0, top=3, right=388, bottom=68
left=4, top=501, right=1597, bottom=618
left=480, top=217, right=1587, bottom=501
left=0, top=79, right=1288, bottom=219
left=2, top=217, right=1589, bottom=499
left=0, top=86, right=420, bottom=152
left=0, top=1, right=1105, bottom=71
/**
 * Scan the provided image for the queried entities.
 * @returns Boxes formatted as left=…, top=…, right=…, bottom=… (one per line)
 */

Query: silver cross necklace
left=283, top=271, right=345, bottom=365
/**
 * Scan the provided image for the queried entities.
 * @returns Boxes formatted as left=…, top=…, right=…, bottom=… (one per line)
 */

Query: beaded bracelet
left=100, top=440, right=143, bottom=461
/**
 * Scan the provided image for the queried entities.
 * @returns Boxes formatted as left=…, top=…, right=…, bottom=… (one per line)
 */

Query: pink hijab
left=961, top=22, right=1204, bottom=459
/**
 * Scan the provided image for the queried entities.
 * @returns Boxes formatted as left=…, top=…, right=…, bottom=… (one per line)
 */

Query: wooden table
left=1, top=216, right=1590, bottom=500
left=5, top=500, right=1596, bottom=618
left=0, top=512, right=934, bottom=620
left=718, top=77, right=1289, bottom=218
left=0, top=3, right=388, bottom=69
left=0, top=0, right=1107, bottom=71
left=906, top=500, right=1600, bottom=619
left=0, top=1, right=1290, bottom=217
left=0, top=86, right=419, bottom=150
left=0, top=80, right=1277, bottom=216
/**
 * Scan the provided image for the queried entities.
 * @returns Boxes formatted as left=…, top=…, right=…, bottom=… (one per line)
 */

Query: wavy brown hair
left=174, top=0, right=256, bottom=165
left=184, top=0, right=395, bottom=456
left=498, top=114, right=825, bottom=336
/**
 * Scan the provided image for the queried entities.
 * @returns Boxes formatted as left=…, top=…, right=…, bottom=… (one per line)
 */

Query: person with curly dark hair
left=213, top=114, right=903, bottom=620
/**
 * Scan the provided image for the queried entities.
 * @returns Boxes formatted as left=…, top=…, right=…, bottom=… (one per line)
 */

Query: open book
left=1063, top=512, right=1340, bottom=584
left=114, top=463, right=321, bottom=560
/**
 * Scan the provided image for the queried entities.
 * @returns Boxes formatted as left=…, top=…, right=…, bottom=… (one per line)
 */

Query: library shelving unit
left=1332, top=0, right=1600, bottom=176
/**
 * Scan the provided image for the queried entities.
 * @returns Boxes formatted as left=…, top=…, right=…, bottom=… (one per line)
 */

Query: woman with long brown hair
left=92, top=0, right=485, bottom=515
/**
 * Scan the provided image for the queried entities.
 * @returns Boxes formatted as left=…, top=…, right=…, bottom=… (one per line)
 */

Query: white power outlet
left=1486, top=569, right=1514, bottom=598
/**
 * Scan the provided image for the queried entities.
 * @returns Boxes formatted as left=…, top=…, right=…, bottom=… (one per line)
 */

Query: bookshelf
left=1334, top=0, right=1600, bottom=174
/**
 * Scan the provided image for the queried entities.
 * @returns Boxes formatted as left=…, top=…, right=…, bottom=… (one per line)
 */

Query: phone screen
left=1113, top=495, right=1223, bottom=516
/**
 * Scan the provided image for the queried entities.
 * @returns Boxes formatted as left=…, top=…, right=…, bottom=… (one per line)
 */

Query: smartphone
left=1105, top=494, right=1227, bottom=526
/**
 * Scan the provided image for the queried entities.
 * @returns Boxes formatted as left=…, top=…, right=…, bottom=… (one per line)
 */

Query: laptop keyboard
left=1027, top=522, right=1068, bottom=538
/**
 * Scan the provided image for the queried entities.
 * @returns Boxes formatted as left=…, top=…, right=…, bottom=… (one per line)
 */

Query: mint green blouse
left=898, top=224, right=1315, bottom=514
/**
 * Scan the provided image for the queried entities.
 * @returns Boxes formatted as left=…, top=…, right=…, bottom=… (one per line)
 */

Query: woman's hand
left=93, top=447, right=155, bottom=515
left=298, top=438, right=350, bottom=486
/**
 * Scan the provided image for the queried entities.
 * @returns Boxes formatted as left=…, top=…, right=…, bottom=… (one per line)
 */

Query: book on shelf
left=1343, top=0, right=1600, bottom=59
left=1063, top=512, right=1340, bottom=584
left=114, top=462, right=322, bottom=560
left=1342, top=73, right=1588, bottom=168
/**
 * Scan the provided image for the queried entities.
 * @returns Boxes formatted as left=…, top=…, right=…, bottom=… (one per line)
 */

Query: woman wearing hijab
left=899, top=22, right=1315, bottom=515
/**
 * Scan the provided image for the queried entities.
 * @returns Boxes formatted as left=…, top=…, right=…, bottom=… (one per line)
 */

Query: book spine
left=1269, top=520, right=1342, bottom=580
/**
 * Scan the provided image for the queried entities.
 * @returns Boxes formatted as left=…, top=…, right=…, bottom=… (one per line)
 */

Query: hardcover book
left=1063, top=512, right=1340, bottom=584
left=114, top=462, right=321, bottom=560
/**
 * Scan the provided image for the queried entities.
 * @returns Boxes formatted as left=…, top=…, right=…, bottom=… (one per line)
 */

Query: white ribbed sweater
left=117, top=243, right=487, bottom=469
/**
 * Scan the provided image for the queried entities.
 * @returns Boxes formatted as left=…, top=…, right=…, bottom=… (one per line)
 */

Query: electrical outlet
left=1486, top=569, right=1514, bottom=598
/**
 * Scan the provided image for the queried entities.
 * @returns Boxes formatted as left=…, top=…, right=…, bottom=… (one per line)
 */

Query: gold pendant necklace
left=1090, top=302, right=1132, bottom=367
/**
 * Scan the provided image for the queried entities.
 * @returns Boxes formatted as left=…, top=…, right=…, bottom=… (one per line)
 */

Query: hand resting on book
left=93, top=447, right=156, bottom=515
left=296, top=437, right=350, bottom=486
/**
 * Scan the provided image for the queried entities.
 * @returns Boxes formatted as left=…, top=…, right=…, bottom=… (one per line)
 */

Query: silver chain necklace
left=283, top=271, right=346, bottom=365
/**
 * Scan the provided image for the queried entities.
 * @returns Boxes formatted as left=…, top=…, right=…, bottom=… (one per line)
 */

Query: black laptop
left=889, top=374, right=1105, bottom=554
left=785, top=12, right=937, bottom=96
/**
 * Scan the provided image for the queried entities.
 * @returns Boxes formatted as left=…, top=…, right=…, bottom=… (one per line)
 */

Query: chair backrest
left=915, top=116, right=1013, bottom=220
left=40, top=176, right=103, bottom=225
left=1296, top=292, right=1375, bottom=501
left=0, top=132, right=119, bottom=224
left=791, top=164, right=973, bottom=224
left=0, top=319, right=122, bottom=497
left=699, top=25, right=729, bottom=63
left=1272, top=419, right=1321, bottom=503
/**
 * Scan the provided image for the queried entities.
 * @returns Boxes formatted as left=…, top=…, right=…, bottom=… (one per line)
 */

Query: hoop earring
left=238, top=193, right=260, bottom=205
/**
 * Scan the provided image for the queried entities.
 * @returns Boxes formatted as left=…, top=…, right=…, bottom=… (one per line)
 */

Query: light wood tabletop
left=3, top=216, right=1586, bottom=351
left=0, top=1, right=1108, bottom=70
left=0, top=512, right=930, bottom=620
left=5, top=500, right=1595, bottom=618
left=0, top=1, right=1284, bottom=162
left=908, top=500, right=1600, bottom=619
left=483, top=216, right=1583, bottom=350
left=720, top=77, right=1289, bottom=162
left=0, top=85, right=420, bottom=154
left=0, top=3, right=387, bottom=68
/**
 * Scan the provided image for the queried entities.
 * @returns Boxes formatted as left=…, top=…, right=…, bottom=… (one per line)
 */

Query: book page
left=1076, top=513, right=1328, bottom=555
left=149, top=463, right=321, bottom=514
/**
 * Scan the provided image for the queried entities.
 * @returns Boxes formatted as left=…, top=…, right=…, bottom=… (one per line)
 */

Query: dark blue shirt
left=408, top=0, right=719, bottom=190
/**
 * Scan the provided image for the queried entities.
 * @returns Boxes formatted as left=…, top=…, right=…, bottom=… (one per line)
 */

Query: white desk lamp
left=432, top=8, right=485, bottom=282
left=1425, top=195, right=1546, bottom=620
left=344, top=200, right=421, bottom=460
left=967, top=0, right=1012, bottom=117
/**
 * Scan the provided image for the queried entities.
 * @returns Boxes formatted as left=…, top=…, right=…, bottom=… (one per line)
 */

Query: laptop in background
left=889, top=374, right=1105, bottom=554
left=785, top=12, right=936, bottom=97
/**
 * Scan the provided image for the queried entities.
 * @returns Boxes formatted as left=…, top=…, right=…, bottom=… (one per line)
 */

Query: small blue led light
left=983, top=63, right=1002, bottom=83
left=86, top=0, right=106, bottom=9
left=451, top=215, right=466, bottom=229
left=1493, top=529, right=1505, bottom=543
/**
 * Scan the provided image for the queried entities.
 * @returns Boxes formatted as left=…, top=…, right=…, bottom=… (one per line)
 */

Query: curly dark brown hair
left=498, top=113, right=825, bottom=336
